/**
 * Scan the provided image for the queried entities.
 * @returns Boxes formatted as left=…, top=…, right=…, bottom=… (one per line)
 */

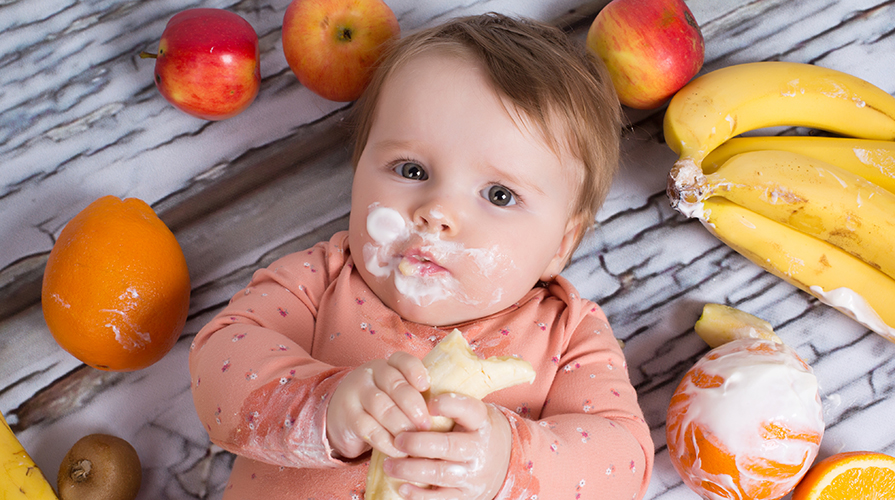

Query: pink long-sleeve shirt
left=189, top=231, right=654, bottom=499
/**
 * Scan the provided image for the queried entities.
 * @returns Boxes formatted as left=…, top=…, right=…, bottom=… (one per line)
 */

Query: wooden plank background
left=1, top=1, right=893, bottom=498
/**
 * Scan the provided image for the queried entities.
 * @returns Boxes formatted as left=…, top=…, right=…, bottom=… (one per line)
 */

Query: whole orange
left=666, top=338, right=824, bottom=500
left=41, top=195, right=191, bottom=371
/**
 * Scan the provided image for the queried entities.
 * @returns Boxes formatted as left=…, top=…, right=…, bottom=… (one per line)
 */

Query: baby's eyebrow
left=482, top=162, right=545, bottom=196
left=369, top=138, right=418, bottom=154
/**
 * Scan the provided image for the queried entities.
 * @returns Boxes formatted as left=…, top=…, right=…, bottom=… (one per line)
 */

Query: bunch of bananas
left=664, top=61, right=895, bottom=341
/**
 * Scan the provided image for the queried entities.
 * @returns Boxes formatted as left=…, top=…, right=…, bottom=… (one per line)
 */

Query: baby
left=189, top=12, right=653, bottom=500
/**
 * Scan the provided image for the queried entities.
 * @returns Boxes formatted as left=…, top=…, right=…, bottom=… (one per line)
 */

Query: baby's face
left=348, top=51, right=581, bottom=327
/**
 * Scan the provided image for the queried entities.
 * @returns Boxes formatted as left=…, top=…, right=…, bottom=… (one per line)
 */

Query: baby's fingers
left=396, top=482, right=465, bottom=500
left=387, top=351, right=430, bottom=392
left=375, top=352, right=431, bottom=430
left=430, top=393, right=489, bottom=432
left=360, top=386, right=420, bottom=439
left=384, top=456, right=469, bottom=490
left=353, top=412, right=408, bottom=458
left=395, top=428, right=480, bottom=463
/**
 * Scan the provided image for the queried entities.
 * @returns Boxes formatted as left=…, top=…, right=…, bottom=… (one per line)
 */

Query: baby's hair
left=351, top=12, right=622, bottom=254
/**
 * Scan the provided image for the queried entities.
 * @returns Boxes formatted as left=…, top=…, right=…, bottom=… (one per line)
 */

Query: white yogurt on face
left=367, top=205, right=408, bottom=245
left=363, top=206, right=407, bottom=279
left=394, top=272, right=453, bottom=307
left=361, top=205, right=507, bottom=307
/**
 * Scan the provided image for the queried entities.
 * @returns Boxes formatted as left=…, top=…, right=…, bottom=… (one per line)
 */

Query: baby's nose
left=414, top=206, right=453, bottom=235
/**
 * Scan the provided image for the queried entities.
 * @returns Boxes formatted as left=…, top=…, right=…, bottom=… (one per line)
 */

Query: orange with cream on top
left=666, top=338, right=824, bottom=500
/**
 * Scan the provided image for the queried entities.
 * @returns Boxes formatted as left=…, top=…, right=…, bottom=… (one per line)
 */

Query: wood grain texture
left=1, top=1, right=894, bottom=498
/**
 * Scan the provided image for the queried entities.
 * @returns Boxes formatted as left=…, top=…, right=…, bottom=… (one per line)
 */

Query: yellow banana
left=699, top=198, right=895, bottom=341
left=690, top=150, right=895, bottom=281
left=665, top=61, right=895, bottom=165
left=663, top=61, right=895, bottom=340
left=365, top=329, right=535, bottom=499
left=694, top=303, right=782, bottom=349
left=0, top=411, right=59, bottom=499
left=703, top=136, right=895, bottom=193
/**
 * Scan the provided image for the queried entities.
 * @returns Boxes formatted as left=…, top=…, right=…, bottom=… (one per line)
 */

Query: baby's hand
left=384, top=394, right=512, bottom=500
left=327, top=352, right=432, bottom=459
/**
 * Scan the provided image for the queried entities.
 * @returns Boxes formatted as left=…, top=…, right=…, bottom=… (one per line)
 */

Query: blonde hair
left=351, top=13, right=622, bottom=253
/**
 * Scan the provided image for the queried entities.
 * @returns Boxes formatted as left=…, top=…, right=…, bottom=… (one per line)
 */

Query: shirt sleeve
left=495, top=302, right=654, bottom=499
left=188, top=235, right=352, bottom=469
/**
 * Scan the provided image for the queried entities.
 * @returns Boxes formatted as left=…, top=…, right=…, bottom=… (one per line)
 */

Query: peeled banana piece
left=0, top=411, right=59, bottom=499
left=694, top=303, right=782, bottom=349
left=364, top=329, right=535, bottom=499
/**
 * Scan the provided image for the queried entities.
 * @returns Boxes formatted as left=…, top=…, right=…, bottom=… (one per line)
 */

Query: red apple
left=143, top=8, right=261, bottom=120
left=586, top=0, right=704, bottom=110
left=282, top=0, right=400, bottom=102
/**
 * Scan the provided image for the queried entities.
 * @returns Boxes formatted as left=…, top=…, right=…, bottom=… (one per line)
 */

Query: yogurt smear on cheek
left=363, top=205, right=410, bottom=279
left=367, top=205, right=408, bottom=247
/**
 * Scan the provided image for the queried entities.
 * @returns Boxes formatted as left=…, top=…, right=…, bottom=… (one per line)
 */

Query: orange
left=41, top=195, right=191, bottom=371
left=792, top=451, right=895, bottom=499
left=666, top=338, right=824, bottom=499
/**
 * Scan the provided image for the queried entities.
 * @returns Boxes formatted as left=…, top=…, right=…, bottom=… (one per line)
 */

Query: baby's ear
left=540, top=215, right=584, bottom=281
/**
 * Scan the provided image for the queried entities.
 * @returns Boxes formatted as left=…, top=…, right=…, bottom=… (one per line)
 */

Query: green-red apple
left=144, top=8, right=260, bottom=120
left=587, top=0, right=704, bottom=110
left=282, top=0, right=400, bottom=102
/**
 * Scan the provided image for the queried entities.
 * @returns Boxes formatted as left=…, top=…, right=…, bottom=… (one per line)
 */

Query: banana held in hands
left=0, top=411, right=59, bottom=499
left=364, top=329, right=535, bottom=499
left=664, top=60, right=895, bottom=340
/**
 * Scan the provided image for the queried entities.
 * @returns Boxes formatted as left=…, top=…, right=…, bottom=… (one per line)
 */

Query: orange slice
left=791, top=451, right=895, bottom=499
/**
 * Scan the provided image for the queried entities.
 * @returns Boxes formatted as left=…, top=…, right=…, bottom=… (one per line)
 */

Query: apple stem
left=139, top=51, right=158, bottom=59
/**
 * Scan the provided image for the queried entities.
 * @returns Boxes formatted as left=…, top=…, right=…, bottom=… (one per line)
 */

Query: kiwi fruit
left=57, top=433, right=142, bottom=500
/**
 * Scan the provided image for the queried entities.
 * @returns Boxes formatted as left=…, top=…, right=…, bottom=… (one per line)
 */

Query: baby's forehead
left=370, top=45, right=586, bottom=183
left=383, top=47, right=574, bottom=146
left=381, top=45, right=479, bottom=90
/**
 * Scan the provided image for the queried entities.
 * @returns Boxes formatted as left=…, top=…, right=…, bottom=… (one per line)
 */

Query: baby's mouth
left=398, top=251, right=447, bottom=277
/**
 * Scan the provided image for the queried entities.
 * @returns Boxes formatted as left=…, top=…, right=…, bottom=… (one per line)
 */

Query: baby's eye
left=395, top=162, right=428, bottom=180
left=483, top=185, right=516, bottom=207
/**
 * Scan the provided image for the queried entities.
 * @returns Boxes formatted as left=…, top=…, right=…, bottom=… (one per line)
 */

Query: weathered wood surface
left=1, top=0, right=894, bottom=498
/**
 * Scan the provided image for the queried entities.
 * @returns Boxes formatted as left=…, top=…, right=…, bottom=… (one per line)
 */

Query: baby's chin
left=386, top=298, right=478, bottom=328
left=383, top=286, right=516, bottom=328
